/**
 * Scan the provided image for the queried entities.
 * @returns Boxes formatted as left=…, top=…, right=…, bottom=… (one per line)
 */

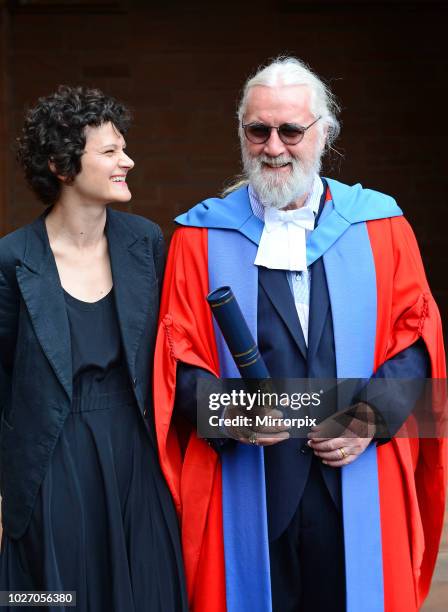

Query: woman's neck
left=45, top=199, right=107, bottom=250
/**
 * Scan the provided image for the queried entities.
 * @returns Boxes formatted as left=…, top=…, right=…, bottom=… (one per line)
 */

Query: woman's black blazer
left=0, top=208, right=165, bottom=539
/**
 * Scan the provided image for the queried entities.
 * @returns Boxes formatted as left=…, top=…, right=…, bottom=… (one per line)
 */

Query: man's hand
left=222, top=404, right=290, bottom=447
left=307, top=402, right=376, bottom=466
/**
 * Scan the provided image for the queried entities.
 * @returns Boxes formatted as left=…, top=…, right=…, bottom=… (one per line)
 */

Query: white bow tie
left=264, top=206, right=315, bottom=232
left=254, top=206, right=315, bottom=271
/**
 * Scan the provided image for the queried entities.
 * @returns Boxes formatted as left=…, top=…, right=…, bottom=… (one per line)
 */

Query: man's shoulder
left=175, top=186, right=254, bottom=231
left=324, top=178, right=402, bottom=223
left=325, top=177, right=396, bottom=201
left=171, top=224, right=207, bottom=248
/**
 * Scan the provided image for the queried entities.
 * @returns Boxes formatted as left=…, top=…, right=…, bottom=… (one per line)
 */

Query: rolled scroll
left=206, top=286, right=269, bottom=379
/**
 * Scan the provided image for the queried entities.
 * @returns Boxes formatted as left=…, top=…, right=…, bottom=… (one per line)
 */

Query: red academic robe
left=154, top=216, right=446, bottom=611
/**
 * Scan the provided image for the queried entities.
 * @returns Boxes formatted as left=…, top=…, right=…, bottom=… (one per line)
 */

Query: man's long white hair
left=224, top=56, right=340, bottom=197
left=238, top=56, right=340, bottom=147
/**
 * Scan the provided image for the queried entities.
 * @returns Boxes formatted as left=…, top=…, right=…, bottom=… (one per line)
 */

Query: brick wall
left=0, top=0, right=447, bottom=323
left=0, top=4, right=11, bottom=237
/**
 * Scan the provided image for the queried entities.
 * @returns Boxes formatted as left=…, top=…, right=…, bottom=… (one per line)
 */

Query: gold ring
left=338, top=447, right=347, bottom=459
left=248, top=432, right=258, bottom=445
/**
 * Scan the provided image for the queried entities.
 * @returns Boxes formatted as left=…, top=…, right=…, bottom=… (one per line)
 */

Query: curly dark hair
left=17, top=85, right=131, bottom=206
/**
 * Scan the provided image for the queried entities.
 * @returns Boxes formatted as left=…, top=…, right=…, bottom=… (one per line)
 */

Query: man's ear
left=317, top=124, right=330, bottom=156
left=321, top=124, right=329, bottom=147
left=48, top=159, right=67, bottom=182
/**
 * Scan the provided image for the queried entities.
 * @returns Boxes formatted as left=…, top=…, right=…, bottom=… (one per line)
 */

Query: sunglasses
left=242, top=116, right=321, bottom=145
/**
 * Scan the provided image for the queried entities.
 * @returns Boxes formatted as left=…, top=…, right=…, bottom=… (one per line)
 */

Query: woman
left=0, top=86, right=187, bottom=611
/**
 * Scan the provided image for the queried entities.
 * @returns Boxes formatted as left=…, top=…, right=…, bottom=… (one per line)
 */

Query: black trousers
left=269, top=458, right=346, bottom=612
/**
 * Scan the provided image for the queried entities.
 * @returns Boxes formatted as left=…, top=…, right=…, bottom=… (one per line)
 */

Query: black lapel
left=106, top=208, right=156, bottom=381
left=16, top=216, right=73, bottom=399
left=308, top=256, right=330, bottom=364
left=258, top=266, right=307, bottom=360
left=308, top=181, right=331, bottom=363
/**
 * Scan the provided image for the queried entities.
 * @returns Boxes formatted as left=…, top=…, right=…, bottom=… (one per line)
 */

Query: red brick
left=0, top=1, right=446, bottom=326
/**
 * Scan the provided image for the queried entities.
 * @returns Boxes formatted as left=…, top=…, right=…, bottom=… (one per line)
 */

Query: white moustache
left=259, top=155, right=295, bottom=168
left=242, top=144, right=321, bottom=210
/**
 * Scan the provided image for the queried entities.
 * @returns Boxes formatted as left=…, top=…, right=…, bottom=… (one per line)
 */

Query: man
left=154, top=57, right=446, bottom=612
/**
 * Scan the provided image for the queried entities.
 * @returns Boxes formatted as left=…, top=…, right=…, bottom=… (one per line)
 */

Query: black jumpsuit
left=1, top=289, right=187, bottom=611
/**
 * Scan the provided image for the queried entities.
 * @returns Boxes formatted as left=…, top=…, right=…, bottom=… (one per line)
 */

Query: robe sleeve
left=153, top=227, right=220, bottom=506
left=153, top=227, right=226, bottom=611
left=368, top=215, right=447, bottom=607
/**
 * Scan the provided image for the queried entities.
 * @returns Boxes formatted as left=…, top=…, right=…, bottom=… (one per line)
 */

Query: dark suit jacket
left=0, top=207, right=165, bottom=539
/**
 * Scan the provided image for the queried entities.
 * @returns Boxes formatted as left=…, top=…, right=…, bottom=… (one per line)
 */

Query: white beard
left=242, top=146, right=322, bottom=210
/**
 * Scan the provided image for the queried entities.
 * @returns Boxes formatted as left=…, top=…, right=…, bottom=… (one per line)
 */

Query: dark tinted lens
left=278, top=124, right=304, bottom=144
left=245, top=124, right=271, bottom=143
